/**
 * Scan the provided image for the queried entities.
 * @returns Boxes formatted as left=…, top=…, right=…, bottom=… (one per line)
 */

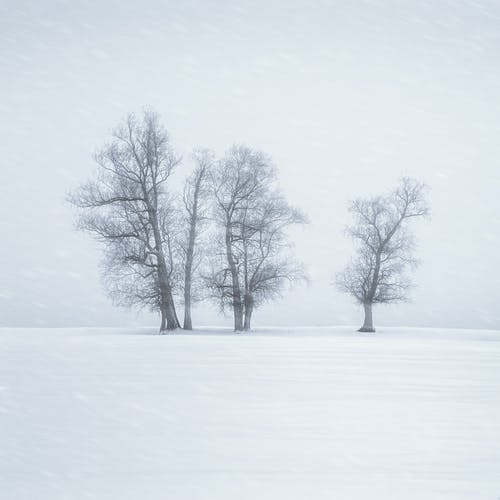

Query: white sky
left=1, top=0, right=499, bottom=329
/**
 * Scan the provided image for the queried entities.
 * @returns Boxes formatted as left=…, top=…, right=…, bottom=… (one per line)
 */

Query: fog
left=1, top=0, right=499, bottom=329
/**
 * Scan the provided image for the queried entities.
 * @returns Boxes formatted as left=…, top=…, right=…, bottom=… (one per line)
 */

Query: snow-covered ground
left=1, top=326, right=499, bottom=499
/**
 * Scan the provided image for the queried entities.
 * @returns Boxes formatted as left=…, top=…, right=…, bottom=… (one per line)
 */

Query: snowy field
left=1, top=326, right=499, bottom=500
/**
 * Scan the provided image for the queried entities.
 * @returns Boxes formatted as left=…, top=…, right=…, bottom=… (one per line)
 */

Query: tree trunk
left=173, top=307, right=181, bottom=329
left=159, top=296, right=179, bottom=333
left=183, top=289, right=192, bottom=330
left=147, top=204, right=179, bottom=333
left=230, top=274, right=243, bottom=332
left=166, top=288, right=180, bottom=330
left=156, top=269, right=179, bottom=332
left=233, top=303, right=243, bottom=332
left=160, top=305, right=167, bottom=333
left=358, top=302, right=375, bottom=332
left=225, top=227, right=243, bottom=332
left=243, top=293, right=254, bottom=331
left=183, top=230, right=195, bottom=330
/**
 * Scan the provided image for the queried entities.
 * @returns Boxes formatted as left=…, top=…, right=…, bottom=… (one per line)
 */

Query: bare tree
left=180, top=149, right=213, bottom=330
left=210, top=145, right=307, bottom=331
left=69, top=110, right=182, bottom=332
left=336, top=177, right=430, bottom=332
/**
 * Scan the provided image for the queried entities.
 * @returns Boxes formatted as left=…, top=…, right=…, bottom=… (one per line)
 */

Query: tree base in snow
left=159, top=328, right=178, bottom=334
left=358, top=327, right=376, bottom=333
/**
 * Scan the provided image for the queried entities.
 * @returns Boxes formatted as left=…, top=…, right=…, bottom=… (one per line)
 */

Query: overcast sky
left=1, top=0, right=499, bottom=329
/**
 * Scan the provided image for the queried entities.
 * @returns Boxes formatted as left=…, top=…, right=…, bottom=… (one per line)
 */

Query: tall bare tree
left=180, top=149, right=213, bottom=330
left=336, top=177, right=430, bottom=332
left=69, top=110, right=182, bottom=332
left=210, top=145, right=306, bottom=331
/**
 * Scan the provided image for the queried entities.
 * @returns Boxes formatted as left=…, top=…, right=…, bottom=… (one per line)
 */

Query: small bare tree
left=180, top=149, right=213, bottom=330
left=336, top=177, right=430, bottom=332
left=69, top=110, right=182, bottom=332
left=210, top=145, right=306, bottom=331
